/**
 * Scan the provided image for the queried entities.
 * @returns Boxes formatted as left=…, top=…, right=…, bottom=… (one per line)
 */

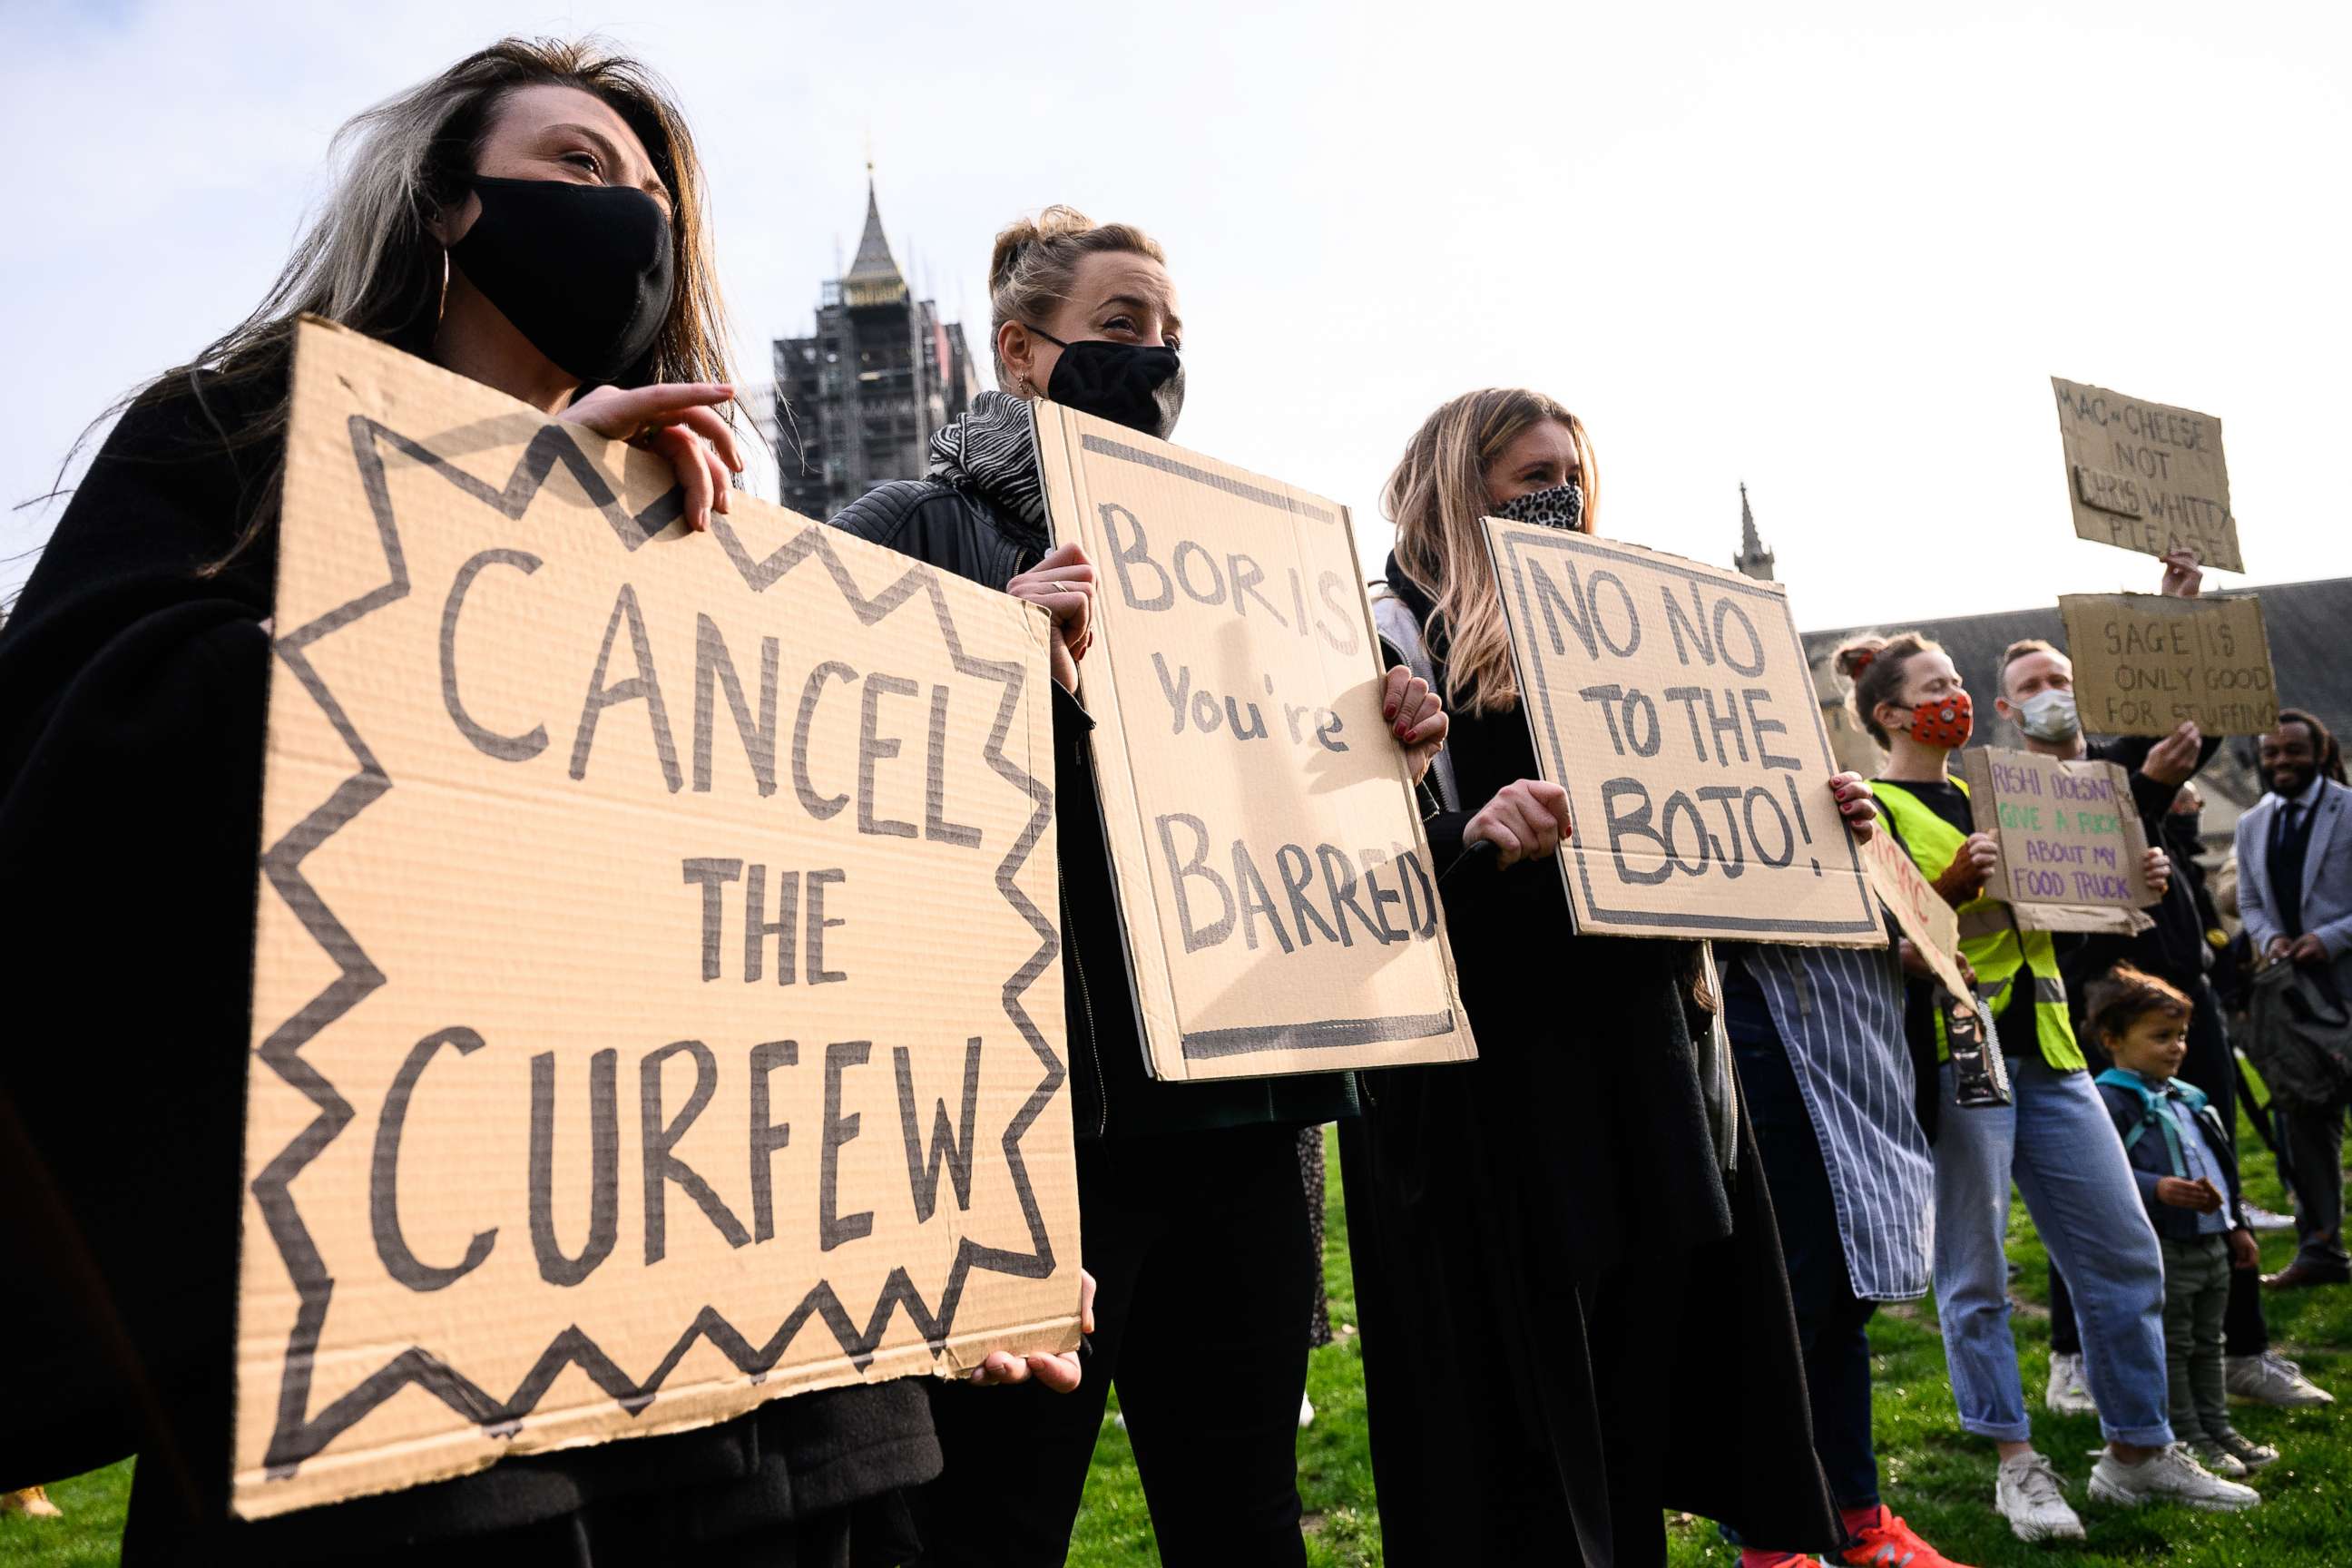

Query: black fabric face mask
left=449, top=175, right=675, bottom=385
left=1025, top=327, right=1184, bottom=440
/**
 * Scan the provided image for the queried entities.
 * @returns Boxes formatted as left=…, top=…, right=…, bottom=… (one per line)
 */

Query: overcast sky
left=5, top=0, right=2347, bottom=632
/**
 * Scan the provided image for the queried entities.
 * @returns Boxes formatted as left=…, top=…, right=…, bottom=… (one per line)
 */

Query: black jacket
left=2096, top=1072, right=2249, bottom=1241
left=1338, top=559, right=1841, bottom=1562
left=829, top=477, right=1357, bottom=1139
left=2060, top=733, right=2224, bottom=1011
left=0, top=365, right=936, bottom=1563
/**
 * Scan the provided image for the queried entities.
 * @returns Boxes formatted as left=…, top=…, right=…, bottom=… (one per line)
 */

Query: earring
left=436, top=245, right=450, bottom=329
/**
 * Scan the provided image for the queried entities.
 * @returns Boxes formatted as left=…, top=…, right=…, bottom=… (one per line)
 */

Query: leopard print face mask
left=1490, top=478, right=1585, bottom=532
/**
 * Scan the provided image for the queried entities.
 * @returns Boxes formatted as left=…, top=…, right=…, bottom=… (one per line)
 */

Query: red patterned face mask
left=1906, top=689, right=1974, bottom=750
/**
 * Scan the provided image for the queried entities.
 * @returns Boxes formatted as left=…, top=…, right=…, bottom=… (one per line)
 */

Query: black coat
left=0, top=364, right=936, bottom=1564
left=829, top=476, right=1357, bottom=1139
left=2060, top=733, right=2225, bottom=1013
left=1338, top=563, right=1840, bottom=1564
left=2096, top=1075, right=2249, bottom=1240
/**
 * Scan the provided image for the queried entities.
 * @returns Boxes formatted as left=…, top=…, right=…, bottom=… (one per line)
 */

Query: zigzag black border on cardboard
left=252, top=413, right=1063, bottom=1479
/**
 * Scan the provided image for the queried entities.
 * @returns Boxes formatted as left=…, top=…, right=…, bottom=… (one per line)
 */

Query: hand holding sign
left=1829, top=771, right=1878, bottom=842
left=563, top=380, right=744, bottom=534
left=2160, top=549, right=2204, bottom=599
left=1005, top=542, right=1098, bottom=690
left=1465, top=779, right=1574, bottom=867
left=2141, top=722, right=2204, bottom=785
left=967, top=1268, right=1097, bottom=1391
left=1382, top=665, right=1447, bottom=784
left=1935, top=832, right=2003, bottom=907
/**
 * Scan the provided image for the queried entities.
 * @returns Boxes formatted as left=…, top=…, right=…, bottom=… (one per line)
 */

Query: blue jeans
left=1932, top=1054, right=2172, bottom=1446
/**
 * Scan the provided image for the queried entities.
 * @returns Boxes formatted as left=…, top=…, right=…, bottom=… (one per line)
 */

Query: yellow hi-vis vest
left=1870, top=778, right=2084, bottom=1072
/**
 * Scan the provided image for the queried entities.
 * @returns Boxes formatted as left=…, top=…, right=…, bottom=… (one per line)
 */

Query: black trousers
left=2053, top=975, right=2269, bottom=1357
left=2281, top=1090, right=2352, bottom=1269
left=1730, top=1028, right=1880, bottom=1513
left=912, top=1122, right=1312, bottom=1568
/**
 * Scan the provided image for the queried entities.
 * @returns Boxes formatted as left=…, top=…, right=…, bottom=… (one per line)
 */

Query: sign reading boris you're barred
left=237, top=321, right=1079, bottom=1518
left=2051, top=377, right=2240, bottom=573
left=1034, top=406, right=1474, bottom=1083
left=1481, top=523, right=1883, bottom=946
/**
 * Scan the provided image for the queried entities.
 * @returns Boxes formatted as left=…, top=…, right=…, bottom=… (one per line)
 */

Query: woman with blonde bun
left=832, top=208, right=1444, bottom=1568
left=1850, top=633, right=2251, bottom=1534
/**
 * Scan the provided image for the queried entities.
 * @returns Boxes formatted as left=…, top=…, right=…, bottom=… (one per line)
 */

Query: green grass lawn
left=7, top=1121, right=2344, bottom=1567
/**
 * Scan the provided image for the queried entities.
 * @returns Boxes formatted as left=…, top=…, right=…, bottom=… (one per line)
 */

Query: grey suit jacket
left=2235, top=778, right=2352, bottom=985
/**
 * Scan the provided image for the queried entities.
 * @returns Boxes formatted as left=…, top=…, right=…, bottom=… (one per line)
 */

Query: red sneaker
left=1841, top=1511, right=1974, bottom=1568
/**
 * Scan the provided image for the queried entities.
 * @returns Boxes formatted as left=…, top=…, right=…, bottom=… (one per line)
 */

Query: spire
left=843, top=165, right=906, bottom=303
left=1734, top=481, right=1776, bottom=582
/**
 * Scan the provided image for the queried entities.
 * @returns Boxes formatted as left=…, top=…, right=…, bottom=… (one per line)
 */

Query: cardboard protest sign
left=1857, top=824, right=1972, bottom=1004
left=2058, top=592, right=2278, bottom=737
left=2051, top=377, right=2239, bottom=573
left=1960, top=745, right=2155, bottom=936
left=1034, top=406, right=1474, bottom=1082
left=1481, top=522, right=1883, bottom=946
left=236, top=321, right=1079, bottom=1518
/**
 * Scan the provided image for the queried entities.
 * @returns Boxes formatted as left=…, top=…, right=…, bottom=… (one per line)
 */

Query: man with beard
left=2235, top=710, right=2352, bottom=1290
left=1990, top=553, right=2332, bottom=1410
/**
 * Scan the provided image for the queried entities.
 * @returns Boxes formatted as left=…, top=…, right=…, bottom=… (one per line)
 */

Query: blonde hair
left=1834, top=632, right=1941, bottom=747
left=113, top=38, right=735, bottom=571
left=985, top=205, right=1166, bottom=391
left=1386, top=388, right=1599, bottom=714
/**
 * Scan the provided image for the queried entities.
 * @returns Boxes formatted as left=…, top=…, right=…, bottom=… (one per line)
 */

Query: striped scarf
left=927, top=390, right=1047, bottom=549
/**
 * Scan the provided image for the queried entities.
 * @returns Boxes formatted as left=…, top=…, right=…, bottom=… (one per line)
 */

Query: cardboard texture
left=1960, top=746, right=2155, bottom=936
left=1481, top=522, right=1884, bottom=946
left=2058, top=592, right=2278, bottom=738
left=235, top=321, right=1080, bottom=1519
left=2051, top=377, right=2239, bottom=573
left=1857, top=825, right=1971, bottom=1003
left=1033, top=405, right=1474, bottom=1082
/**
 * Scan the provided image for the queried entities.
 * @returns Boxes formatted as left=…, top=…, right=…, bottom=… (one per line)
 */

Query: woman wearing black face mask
left=0, top=40, right=941, bottom=1567
left=831, top=208, right=1444, bottom=1568
left=1341, top=388, right=1847, bottom=1566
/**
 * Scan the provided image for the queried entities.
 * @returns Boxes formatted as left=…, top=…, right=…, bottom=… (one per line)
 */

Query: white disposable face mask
left=2016, top=687, right=2080, bottom=743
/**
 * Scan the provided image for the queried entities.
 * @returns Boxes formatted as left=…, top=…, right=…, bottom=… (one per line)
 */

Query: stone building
left=771, top=172, right=977, bottom=519
left=1798, top=577, right=2352, bottom=850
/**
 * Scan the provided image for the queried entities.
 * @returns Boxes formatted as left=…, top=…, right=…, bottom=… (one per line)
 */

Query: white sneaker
left=2242, top=1202, right=2297, bottom=1233
left=1298, top=1393, right=1315, bottom=1428
left=2227, top=1350, right=2336, bottom=1408
left=2088, top=1443, right=2260, bottom=1512
left=2045, top=1351, right=2100, bottom=1416
left=1994, top=1451, right=2086, bottom=1541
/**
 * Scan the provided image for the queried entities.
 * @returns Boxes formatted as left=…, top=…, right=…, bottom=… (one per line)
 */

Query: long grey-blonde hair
left=104, top=37, right=735, bottom=569
left=1387, top=388, right=1599, bottom=715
